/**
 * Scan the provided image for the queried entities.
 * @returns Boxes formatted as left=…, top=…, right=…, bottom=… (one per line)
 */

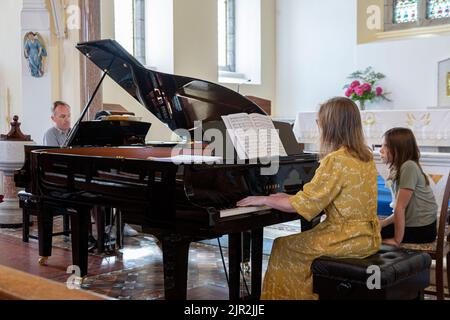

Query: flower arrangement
left=343, top=67, right=391, bottom=110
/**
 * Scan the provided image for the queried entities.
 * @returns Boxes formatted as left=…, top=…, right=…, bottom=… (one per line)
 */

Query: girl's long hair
left=383, top=127, right=429, bottom=185
left=317, top=97, right=372, bottom=162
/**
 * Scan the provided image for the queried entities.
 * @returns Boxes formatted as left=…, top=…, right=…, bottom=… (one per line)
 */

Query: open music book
left=221, top=113, right=287, bottom=160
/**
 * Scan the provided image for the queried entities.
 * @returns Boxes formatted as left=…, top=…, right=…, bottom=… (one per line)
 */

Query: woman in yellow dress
left=237, top=97, right=381, bottom=300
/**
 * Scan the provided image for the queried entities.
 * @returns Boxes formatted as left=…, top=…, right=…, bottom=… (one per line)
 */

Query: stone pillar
left=21, top=0, right=53, bottom=145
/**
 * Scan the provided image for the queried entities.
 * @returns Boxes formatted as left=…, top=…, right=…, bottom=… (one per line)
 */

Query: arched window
left=385, top=0, right=450, bottom=31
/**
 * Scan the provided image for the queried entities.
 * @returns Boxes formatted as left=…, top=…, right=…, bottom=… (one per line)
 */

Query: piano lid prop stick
left=64, top=70, right=109, bottom=147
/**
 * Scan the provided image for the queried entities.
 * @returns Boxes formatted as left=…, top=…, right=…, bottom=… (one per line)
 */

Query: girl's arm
left=383, top=188, right=413, bottom=246
left=379, top=214, right=394, bottom=228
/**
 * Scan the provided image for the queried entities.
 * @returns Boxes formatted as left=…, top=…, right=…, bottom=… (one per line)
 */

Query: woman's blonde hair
left=317, top=97, right=372, bottom=162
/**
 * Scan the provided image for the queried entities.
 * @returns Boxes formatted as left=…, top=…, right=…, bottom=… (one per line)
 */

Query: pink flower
left=375, top=87, right=383, bottom=96
left=345, top=87, right=354, bottom=97
left=350, top=80, right=361, bottom=88
left=354, top=86, right=364, bottom=97
left=361, top=83, right=372, bottom=92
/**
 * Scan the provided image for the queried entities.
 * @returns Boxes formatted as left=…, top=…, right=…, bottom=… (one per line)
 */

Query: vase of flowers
left=343, top=67, right=391, bottom=110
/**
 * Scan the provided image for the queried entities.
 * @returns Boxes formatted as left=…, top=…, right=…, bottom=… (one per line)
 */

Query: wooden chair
left=401, top=173, right=450, bottom=300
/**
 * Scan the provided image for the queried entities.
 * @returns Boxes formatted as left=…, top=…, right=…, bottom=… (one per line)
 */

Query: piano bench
left=311, top=245, right=431, bottom=300
left=18, top=191, right=70, bottom=242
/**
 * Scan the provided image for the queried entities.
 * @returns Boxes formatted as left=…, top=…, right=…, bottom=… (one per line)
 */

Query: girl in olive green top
left=380, top=127, right=438, bottom=245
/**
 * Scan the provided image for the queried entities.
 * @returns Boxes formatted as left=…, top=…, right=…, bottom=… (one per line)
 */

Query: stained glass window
left=394, top=0, right=418, bottom=23
left=427, top=0, right=450, bottom=19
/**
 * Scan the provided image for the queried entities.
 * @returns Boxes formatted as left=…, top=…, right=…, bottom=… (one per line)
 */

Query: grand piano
left=17, top=40, right=319, bottom=300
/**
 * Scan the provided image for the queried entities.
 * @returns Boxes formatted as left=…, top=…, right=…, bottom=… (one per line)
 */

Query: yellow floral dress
left=261, top=148, right=381, bottom=300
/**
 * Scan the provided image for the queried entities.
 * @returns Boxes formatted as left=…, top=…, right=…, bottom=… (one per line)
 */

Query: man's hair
left=52, top=101, right=70, bottom=115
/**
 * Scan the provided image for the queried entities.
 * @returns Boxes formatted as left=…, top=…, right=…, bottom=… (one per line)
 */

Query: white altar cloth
left=293, top=109, right=450, bottom=147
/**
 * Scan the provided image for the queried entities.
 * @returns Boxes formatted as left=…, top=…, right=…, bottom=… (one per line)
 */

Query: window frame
left=133, top=0, right=146, bottom=65
left=218, top=0, right=236, bottom=73
left=385, top=0, right=450, bottom=31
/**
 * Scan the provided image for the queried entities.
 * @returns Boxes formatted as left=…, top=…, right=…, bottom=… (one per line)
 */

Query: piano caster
left=38, top=257, right=49, bottom=266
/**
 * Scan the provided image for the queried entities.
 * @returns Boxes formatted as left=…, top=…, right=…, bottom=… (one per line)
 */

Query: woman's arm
left=236, top=195, right=296, bottom=213
left=382, top=188, right=413, bottom=246
left=238, top=155, right=342, bottom=220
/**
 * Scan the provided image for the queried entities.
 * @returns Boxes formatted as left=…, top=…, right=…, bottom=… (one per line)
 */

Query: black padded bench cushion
left=312, top=245, right=431, bottom=299
left=312, top=245, right=431, bottom=286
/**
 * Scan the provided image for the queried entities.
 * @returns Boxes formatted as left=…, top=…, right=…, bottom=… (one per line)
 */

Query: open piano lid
left=76, top=39, right=265, bottom=131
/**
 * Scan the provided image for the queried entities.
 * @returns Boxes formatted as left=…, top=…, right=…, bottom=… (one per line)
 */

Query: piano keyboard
left=219, top=206, right=271, bottom=218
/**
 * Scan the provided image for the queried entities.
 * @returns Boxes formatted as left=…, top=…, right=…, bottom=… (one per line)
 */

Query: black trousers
left=381, top=220, right=437, bottom=244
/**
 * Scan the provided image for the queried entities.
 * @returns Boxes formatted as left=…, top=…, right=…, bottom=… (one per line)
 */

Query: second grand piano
left=28, top=40, right=319, bottom=300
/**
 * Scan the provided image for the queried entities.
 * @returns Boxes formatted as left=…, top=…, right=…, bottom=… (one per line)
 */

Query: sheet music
left=249, top=113, right=287, bottom=157
left=221, top=113, right=287, bottom=159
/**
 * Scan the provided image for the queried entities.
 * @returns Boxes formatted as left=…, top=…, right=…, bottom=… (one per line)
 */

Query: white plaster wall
left=276, top=0, right=450, bottom=118
left=276, top=0, right=357, bottom=117
left=172, top=0, right=218, bottom=81
left=101, top=0, right=175, bottom=142
left=0, top=1, right=23, bottom=135
left=102, top=0, right=277, bottom=141
left=21, top=1, right=53, bottom=144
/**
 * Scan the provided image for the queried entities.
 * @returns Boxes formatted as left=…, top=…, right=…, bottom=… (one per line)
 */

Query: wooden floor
left=0, top=233, right=121, bottom=282
left=0, top=232, right=447, bottom=300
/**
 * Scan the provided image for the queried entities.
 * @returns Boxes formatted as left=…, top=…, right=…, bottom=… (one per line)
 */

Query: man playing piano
left=42, top=101, right=138, bottom=247
left=237, top=97, right=381, bottom=300
left=43, top=101, right=71, bottom=147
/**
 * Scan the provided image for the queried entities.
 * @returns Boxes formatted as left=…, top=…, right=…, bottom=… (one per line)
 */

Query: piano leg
left=251, top=228, right=263, bottom=300
left=70, top=207, right=91, bottom=277
left=38, top=204, right=54, bottom=264
left=161, top=234, right=191, bottom=300
left=93, top=206, right=105, bottom=253
left=229, top=230, right=264, bottom=301
left=228, top=232, right=242, bottom=300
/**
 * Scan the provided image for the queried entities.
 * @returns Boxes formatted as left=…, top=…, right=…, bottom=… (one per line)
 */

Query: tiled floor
left=0, top=217, right=281, bottom=300
left=0, top=218, right=447, bottom=300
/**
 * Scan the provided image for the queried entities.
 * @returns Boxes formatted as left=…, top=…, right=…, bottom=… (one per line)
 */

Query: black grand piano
left=16, top=40, right=319, bottom=300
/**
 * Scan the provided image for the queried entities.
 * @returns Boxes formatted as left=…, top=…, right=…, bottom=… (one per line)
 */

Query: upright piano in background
left=18, top=39, right=319, bottom=300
